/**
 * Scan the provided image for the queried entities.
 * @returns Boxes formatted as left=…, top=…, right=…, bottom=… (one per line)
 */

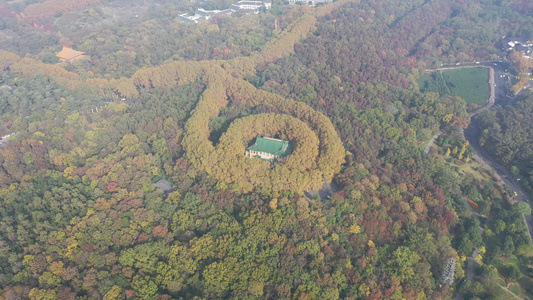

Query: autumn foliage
left=3, top=0, right=531, bottom=299
left=0, top=0, right=353, bottom=100
left=182, top=76, right=345, bottom=192
left=23, top=0, right=102, bottom=19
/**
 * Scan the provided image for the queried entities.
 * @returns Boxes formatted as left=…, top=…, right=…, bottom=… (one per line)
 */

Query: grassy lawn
left=518, top=277, right=533, bottom=298
left=418, top=67, right=489, bottom=105
left=496, top=255, right=520, bottom=267
left=448, top=159, right=488, bottom=181
left=492, top=256, right=533, bottom=298
left=417, top=74, right=433, bottom=91
left=429, top=145, right=490, bottom=181
left=442, top=68, right=490, bottom=105
left=509, top=284, right=521, bottom=295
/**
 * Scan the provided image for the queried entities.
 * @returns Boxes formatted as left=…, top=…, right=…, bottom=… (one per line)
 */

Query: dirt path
left=423, top=130, right=442, bottom=156
left=497, top=284, right=523, bottom=300
left=0, top=32, right=13, bottom=39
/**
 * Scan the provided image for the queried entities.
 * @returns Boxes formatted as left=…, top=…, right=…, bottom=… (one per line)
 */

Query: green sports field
left=418, top=67, right=490, bottom=105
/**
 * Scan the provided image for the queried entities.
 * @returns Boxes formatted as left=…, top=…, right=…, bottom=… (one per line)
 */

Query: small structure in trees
left=56, top=46, right=86, bottom=62
left=501, top=37, right=533, bottom=57
left=231, top=1, right=271, bottom=11
left=155, top=179, right=173, bottom=194
left=245, top=137, right=290, bottom=162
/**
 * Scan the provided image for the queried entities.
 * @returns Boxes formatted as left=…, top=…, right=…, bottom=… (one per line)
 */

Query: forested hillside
left=0, top=0, right=532, bottom=299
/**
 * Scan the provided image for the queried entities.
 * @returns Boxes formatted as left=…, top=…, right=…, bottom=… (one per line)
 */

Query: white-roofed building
left=288, top=0, right=332, bottom=6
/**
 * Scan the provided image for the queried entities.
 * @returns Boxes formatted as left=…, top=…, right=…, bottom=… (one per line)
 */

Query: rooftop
left=502, top=36, right=530, bottom=45
left=155, top=179, right=173, bottom=192
left=247, top=137, right=290, bottom=157
left=236, top=1, right=264, bottom=4
left=56, top=47, right=85, bottom=60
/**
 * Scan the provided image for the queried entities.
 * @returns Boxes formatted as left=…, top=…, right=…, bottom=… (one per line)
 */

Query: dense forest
left=0, top=0, right=532, bottom=299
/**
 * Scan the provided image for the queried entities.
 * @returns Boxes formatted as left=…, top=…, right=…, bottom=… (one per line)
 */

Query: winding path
left=423, top=130, right=442, bottom=156
left=497, top=284, right=523, bottom=300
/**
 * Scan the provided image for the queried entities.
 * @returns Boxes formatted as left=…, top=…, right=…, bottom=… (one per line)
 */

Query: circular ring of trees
left=215, top=113, right=322, bottom=191
left=183, top=78, right=345, bottom=192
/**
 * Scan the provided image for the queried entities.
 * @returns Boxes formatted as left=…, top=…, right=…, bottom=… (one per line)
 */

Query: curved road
left=465, top=119, right=533, bottom=242
left=461, top=60, right=533, bottom=240
left=434, top=61, right=532, bottom=240
left=445, top=61, right=533, bottom=299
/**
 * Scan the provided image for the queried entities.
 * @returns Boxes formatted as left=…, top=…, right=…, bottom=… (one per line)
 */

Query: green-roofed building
left=245, top=137, right=291, bottom=162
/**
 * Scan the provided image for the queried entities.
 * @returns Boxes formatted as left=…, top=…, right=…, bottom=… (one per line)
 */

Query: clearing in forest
left=418, top=67, right=489, bottom=105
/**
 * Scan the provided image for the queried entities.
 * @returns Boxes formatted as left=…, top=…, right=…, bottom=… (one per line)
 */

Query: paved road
left=462, top=61, right=533, bottom=240
left=454, top=247, right=480, bottom=300
left=484, top=61, right=519, bottom=107
left=427, top=61, right=493, bottom=73
left=467, top=248, right=479, bottom=280
left=464, top=120, right=533, bottom=241
left=429, top=61, right=518, bottom=106
left=427, top=60, right=533, bottom=299
left=488, top=67, right=495, bottom=107
left=429, top=60, right=533, bottom=240
left=304, top=180, right=338, bottom=201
